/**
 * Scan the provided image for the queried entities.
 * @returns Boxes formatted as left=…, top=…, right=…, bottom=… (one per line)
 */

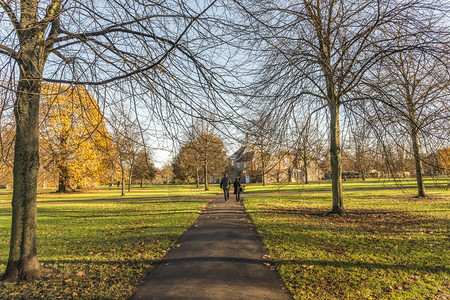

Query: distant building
left=228, top=136, right=322, bottom=183
left=228, top=136, right=255, bottom=183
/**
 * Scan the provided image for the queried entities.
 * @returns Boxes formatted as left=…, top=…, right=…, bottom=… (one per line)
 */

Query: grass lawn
left=0, top=180, right=448, bottom=298
left=242, top=177, right=449, bottom=194
left=244, top=187, right=450, bottom=299
left=0, top=184, right=221, bottom=205
left=0, top=185, right=212, bottom=299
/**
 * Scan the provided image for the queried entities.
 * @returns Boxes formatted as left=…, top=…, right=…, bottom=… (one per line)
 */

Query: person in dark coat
left=219, top=173, right=232, bottom=202
left=233, top=176, right=242, bottom=202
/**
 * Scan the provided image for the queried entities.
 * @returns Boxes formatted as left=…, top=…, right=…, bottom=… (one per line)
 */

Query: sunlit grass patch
left=0, top=198, right=210, bottom=299
left=242, top=177, right=450, bottom=194
left=0, top=184, right=221, bottom=204
left=244, top=188, right=450, bottom=299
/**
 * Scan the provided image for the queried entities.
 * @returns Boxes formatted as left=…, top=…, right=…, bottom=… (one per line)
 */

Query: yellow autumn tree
left=40, top=84, right=116, bottom=192
left=436, top=147, right=450, bottom=174
left=0, top=117, right=14, bottom=188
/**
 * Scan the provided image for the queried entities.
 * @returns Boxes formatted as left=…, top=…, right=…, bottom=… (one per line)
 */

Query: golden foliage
left=436, top=147, right=450, bottom=172
left=39, top=84, right=116, bottom=190
left=0, top=119, right=14, bottom=188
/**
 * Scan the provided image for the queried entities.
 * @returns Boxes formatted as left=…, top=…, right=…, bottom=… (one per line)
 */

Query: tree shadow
left=251, top=206, right=448, bottom=234
left=275, top=259, right=449, bottom=274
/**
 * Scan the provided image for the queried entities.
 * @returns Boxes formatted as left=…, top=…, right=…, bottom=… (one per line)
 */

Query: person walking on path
left=233, top=176, right=242, bottom=202
left=219, top=173, right=232, bottom=202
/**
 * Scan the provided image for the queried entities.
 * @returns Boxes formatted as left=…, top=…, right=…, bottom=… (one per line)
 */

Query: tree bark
left=303, top=150, right=309, bottom=184
left=2, top=0, right=62, bottom=279
left=329, top=102, right=344, bottom=215
left=128, top=169, right=132, bottom=193
left=3, top=61, right=45, bottom=281
left=121, top=163, right=125, bottom=196
left=204, top=162, right=209, bottom=191
left=410, top=125, right=426, bottom=197
left=57, top=164, right=70, bottom=193
left=56, top=134, right=70, bottom=193
left=262, top=160, right=267, bottom=186
left=196, top=167, right=199, bottom=188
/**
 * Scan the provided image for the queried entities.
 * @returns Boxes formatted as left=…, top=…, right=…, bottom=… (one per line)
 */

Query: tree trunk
left=56, top=134, right=70, bottom=193
left=204, top=163, right=209, bottom=191
left=3, top=61, right=45, bottom=281
left=329, top=103, right=344, bottom=215
left=288, top=166, right=293, bottom=183
left=303, top=151, right=309, bottom=184
left=411, top=125, right=426, bottom=197
left=262, top=160, right=267, bottom=186
left=128, top=169, right=132, bottom=193
left=57, top=165, right=70, bottom=193
left=121, top=165, right=125, bottom=196
left=196, top=167, right=199, bottom=188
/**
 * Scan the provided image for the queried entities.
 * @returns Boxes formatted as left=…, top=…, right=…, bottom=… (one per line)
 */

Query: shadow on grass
left=250, top=207, right=448, bottom=231
left=276, top=259, right=449, bottom=274
left=10, top=257, right=442, bottom=276
left=36, top=211, right=203, bottom=219
left=159, top=256, right=269, bottom=265
left=39, top=259, right=159, bottom=266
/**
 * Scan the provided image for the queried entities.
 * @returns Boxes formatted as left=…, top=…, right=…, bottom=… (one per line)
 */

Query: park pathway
left=130, top=195, right=292, bottom=300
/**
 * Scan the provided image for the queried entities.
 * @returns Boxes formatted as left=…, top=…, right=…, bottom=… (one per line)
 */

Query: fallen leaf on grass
left=76, top=271, right=85, bottom=277
left=64, top=278, right=72, bottom=283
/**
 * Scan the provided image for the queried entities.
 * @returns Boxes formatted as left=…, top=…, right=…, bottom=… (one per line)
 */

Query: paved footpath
left=130, top=196, right=292, bottom=300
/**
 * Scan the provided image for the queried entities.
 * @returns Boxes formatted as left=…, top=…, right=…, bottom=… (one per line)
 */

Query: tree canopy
left=173, top=132, right=227, bottom=188
left=40, top=84, right=115, bottom=191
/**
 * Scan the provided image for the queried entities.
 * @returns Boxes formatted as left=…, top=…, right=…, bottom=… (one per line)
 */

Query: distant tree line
left=217, top=0, right=450, bottom=214
left=0, top=84, right=157, bottom=192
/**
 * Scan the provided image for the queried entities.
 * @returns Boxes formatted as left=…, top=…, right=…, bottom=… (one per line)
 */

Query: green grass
left=242, top=177, right=449, bottom=194
left=244, top=187, right=450, bottom=299
left=0, top=184, right=221, bottom=204
left=0, top=187, right=212, bottom=299
left=0, top=181, right=448, bottom=298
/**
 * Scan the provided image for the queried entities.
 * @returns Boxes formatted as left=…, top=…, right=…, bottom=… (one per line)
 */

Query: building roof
left=231, top=146, right=246, bottom=160
left=231, top=142, right=256, bottom=163
left=236, top=150, right=255, bottom=163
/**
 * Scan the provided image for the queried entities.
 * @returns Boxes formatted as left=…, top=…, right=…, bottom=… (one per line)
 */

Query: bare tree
left=0, top=0, right=219, bottom=281
left=229, top=0, right=427, bottom=214
left=0, top=104, right=14, bottom=188
left=346, top=116, right=378, bottom=181
left=248, top=113, right=281, bottom=186
left=365, top=36, right=450, bottom=197
left=287, top=110, right=327, bottom=184
left=185, top=127, right=227, bottom=190
left=109, top=115, right=142, bottom=196
left=132, top=149, right=157, bottom=187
